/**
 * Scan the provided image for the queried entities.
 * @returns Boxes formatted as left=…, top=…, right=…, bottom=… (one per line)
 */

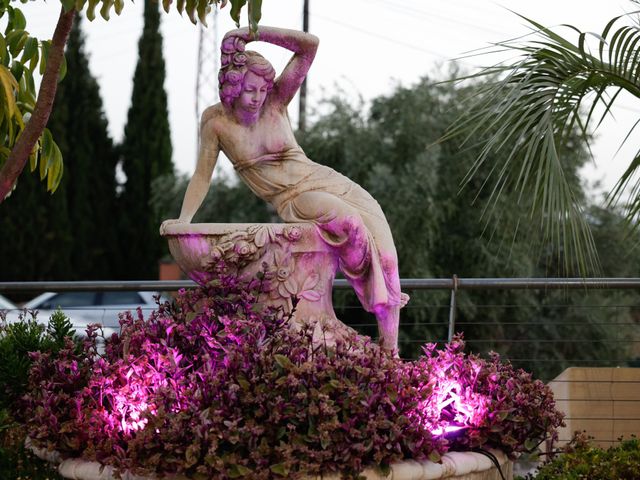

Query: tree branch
left=0, top=6, right=75, bottom=202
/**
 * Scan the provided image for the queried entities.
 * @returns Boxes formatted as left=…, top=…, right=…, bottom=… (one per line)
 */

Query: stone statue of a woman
left=175, top=26, right=407, bottom=351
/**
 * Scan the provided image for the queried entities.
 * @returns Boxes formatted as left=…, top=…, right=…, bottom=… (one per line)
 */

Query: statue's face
left=236, top=71, right=269, bottom=115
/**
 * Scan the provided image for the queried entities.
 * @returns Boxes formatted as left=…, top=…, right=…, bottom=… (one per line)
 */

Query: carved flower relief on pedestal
left=263, top=248, right=323, bottom=311
left=282, top=225, right=302, bottom=242
left=247, top=224, right=279, bottom=248
left=200, top=226, right=274, bottom=272
left=196, top=225, right=323, bottom=308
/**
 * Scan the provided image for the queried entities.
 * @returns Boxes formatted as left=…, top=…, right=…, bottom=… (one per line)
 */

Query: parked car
left=4, top=291, right=167, bottom=339
left=0, top=294, right=17, bottom=312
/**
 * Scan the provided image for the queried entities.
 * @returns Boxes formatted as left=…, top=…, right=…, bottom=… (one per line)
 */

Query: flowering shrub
left=0, top=308, right=81, bottom=414
left=517, top=433, right=640, bottom=480
left=23, top=274, right=564, bottom=479
left=406, top=341, right=565, bottom=458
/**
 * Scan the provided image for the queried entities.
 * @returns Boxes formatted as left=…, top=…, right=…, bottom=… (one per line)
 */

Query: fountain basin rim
left=26, top=437, right=512, bottom=480
left=160, top=221, right=312, bottom=237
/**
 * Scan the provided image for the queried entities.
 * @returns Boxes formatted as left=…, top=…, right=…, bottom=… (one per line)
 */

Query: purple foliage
left=23, top=274, right=564, bottom=479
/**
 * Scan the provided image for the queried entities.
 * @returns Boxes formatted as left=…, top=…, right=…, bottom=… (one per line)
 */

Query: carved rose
left=221, top=83, right=241, bottom=99
left=283, top=226, right=302, bottom=242
left=233, top=53, right=248, bottom=66
left=218, top=70, right=226, bottom=85
left=234, top=37, right=246, bottom=52
left=221, top=36, right=237, bottom=54
left=202, top=246, right=225, bottom=273
left=277, top=265, right=291, bottom=282
left=225, top=70, right=243, bottom=85
left=211, top=246, right=224, bottom=260
left=234, top=240, right=256, bottom=257
left=221, top=54, right=231, bottom=68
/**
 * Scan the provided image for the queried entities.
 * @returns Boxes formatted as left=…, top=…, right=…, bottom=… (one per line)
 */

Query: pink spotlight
left=430, top=425, right=466, bottom=436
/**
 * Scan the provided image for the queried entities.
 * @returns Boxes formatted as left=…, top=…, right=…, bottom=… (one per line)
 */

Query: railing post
left=448, top=274, right=458, bottom=343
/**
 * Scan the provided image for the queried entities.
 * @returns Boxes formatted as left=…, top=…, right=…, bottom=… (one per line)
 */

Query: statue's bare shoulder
left=200, top=104, right=227, bottom=142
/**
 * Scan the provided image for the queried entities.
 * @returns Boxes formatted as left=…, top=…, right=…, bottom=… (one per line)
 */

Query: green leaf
left=113, top=0, right=124, bottom=15
left=237, top=375, right=250, bottom=390
left=41, top=127, right=54, bottom=164
left=228, top=463, right=252, bottom=478
left=39, top=146, right=48, bottom=180
left=27, top=43, right=39, bottom=72
left=21, top=36, right=36, bottom=63
left=28, top=142, right=37, bottom=172
left=39, top=40, right=50, bottom=75
left=229, top=0, right=246, bottom=27
left=247, top=0, right=261, bottom=35
left=75, top=0, right=88, bottom=11
left=86, top=0, right=100, bottom=21
left=379, top=464, right=392, bottom=476
left=0, top=64, right=18, bottom=118
left=10, top=60, right=23, bottom=82
left=0, top=33, right=7, bottom=65
left=196, top=0, right=209, bottom=26
left=22, top=64, right=35, bottom=94
left=6, top=29, right=27, bottom=56
left=269, top=463, right=289, bottom=476
left=185, top=0, right=197, bottom=24
left=428, top=450, right=441, bottom=463
left=273, top=354, right=294, bottom=370
left=47, top=141, right=63, bottom=192
left=12, top=8, right=26, bottom=30
left=60, top=0, right=75, bottom=12
left=176, top=0, right=186, bottom=15
left=100, top=0, right=114, bottom=21
left=162, top=0, right=171, bottom=14
left=524, top=438, right=540, bottom=451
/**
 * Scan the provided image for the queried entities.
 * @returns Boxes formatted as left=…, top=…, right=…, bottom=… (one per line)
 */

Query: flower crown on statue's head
left=219, top=36, right=276, bottom=106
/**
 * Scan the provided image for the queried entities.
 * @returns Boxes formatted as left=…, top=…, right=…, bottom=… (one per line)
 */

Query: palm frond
left=445, top=8, right=640, bottom=275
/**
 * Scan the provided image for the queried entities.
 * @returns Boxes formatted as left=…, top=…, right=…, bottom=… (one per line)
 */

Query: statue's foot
left=400, top=292, right=410, bottom=308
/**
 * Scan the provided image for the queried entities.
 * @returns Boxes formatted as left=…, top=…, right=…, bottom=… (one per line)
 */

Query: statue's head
left=219, top=40, right=276, bottom=112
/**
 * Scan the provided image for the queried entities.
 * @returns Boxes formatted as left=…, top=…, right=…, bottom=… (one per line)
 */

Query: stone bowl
left=160, top=221, right=350, bottom=342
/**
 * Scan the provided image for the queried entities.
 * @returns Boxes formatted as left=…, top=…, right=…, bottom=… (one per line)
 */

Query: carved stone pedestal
left=160, top=222, right=353, bottom=343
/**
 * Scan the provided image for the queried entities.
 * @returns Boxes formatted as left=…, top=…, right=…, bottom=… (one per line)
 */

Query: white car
left=0, top=294, right=18, bottom=313
left=6, top=291, right=167, bottom=339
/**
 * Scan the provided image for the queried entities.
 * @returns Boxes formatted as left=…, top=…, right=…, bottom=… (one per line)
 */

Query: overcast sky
left=19, top=0, right=640, bottom=196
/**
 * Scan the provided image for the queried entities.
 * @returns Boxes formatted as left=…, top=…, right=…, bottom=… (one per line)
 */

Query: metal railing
left=3, top=276, right=640, bottom=342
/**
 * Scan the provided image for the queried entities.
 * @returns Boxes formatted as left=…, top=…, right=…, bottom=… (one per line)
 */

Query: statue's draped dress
left=227, top=145, right=402, bottom=313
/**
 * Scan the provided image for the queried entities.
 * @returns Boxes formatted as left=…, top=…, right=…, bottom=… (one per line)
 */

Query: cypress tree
left=47, top=16, right=119, bottom=280
left=118, top=0, right=174, bottom=279
left=0, top=168, right=73, bottom=282
left=0, top=15, right=119, bottom=282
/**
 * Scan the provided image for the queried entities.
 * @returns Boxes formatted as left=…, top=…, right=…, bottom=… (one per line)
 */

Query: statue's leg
left=278, top=191, right=401, bottom=352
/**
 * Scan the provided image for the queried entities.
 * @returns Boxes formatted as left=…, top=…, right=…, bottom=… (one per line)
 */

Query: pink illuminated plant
left=23, top=273, right=563, bottom=479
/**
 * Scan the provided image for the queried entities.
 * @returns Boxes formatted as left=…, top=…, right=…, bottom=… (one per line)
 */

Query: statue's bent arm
left=178, top=114, right=220, bottom=223
left=226, top=26, right=318, bottom=107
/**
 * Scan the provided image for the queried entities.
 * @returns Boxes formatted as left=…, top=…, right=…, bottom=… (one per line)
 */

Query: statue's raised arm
left=222, top=26, right=319, bottom=108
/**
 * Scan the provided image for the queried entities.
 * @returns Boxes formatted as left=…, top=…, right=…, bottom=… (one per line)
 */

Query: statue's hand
left=223, top=27, right=252, bottom=42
